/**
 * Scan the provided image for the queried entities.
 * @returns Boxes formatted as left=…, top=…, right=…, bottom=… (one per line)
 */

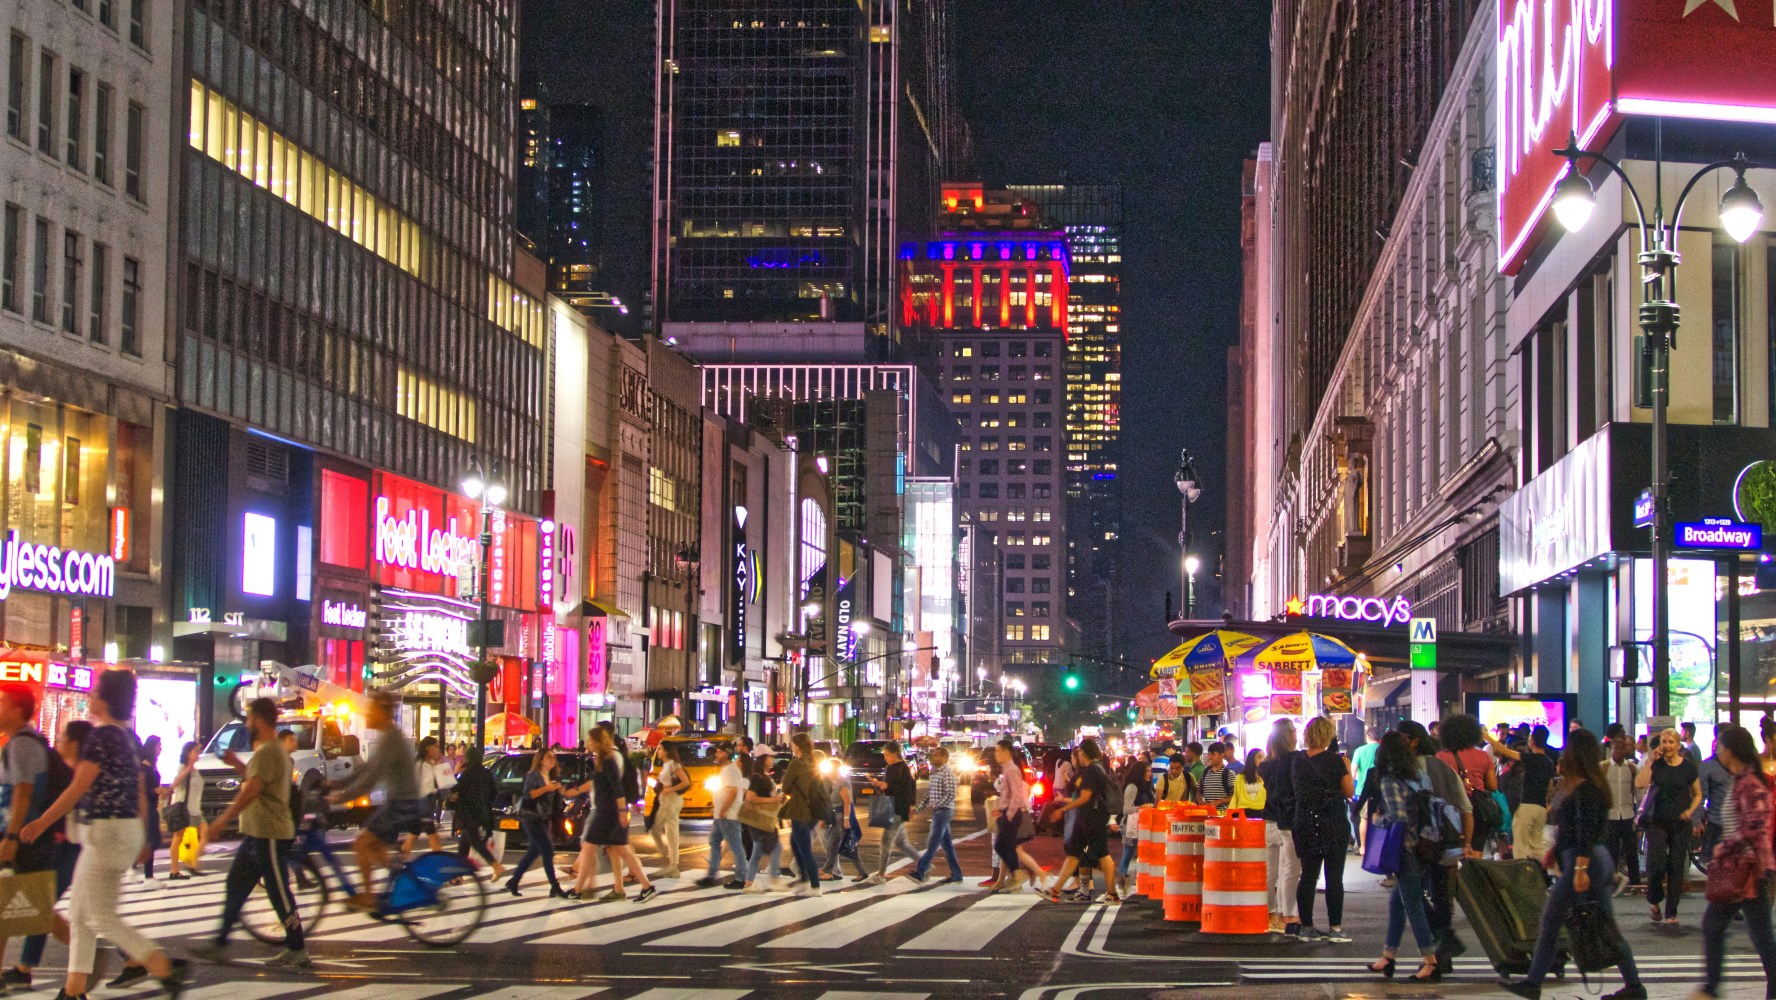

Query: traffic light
left=1062, top=671, right=1082, bottom=692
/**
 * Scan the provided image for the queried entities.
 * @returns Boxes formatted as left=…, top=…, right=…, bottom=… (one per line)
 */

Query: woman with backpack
left=780, top=733, right=827, bottom=897
left=1366, top=733, right=1441, bottom=983
left=1691, top=724, right=1776, bottom=1000
left=1500, top=729, right=1646, bottom=1000
left=1437, top=714, right=1501, bottom=855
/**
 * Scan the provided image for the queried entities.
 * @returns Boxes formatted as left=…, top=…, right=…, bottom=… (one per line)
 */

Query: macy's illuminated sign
left=0, top=531, right=116, bottom=600
left=374, top=495, right=476, bottom=578
left=1287, top=593, right=1414, bottom=628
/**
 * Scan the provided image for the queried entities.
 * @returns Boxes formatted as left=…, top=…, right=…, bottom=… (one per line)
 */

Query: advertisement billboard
left=1498, top=0, right=1776, bottom=273
left=1465, top=693, right=1578, bottom=749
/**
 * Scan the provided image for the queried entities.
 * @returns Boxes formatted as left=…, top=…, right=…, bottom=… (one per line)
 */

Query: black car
left=489, top=750, right=598, bottom=848
left=843, top=740, right=896, bottom=798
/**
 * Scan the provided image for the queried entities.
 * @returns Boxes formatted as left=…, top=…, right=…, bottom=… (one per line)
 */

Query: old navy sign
left=1674, top=518, right=1762, bottom=550
left=0, top=531, right=116, bottom=600
left=1498, top=0, right=1776, bottom=274
left=1294, top=593, right=1415, bottom=628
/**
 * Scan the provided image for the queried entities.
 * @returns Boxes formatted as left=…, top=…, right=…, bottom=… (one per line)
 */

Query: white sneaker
left=793, top=883, right=822, bottom=897
left=865, top=873, right=887, bottom=886
left=743, top=882, right=769, bottom=894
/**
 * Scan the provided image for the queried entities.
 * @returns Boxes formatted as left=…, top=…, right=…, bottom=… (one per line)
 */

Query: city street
left=18, top=799, right=1772, bottom=1000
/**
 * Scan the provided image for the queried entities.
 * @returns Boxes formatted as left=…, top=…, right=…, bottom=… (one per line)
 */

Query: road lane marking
left=764, top=888, right=955, bottom=949
left=624, top=990, right=750, bottom=1000
left=652, top=881, right=914, bottom=948
left=531, top=891, right=781, bottom=946
left=458, top=988, right=608, bottom=1000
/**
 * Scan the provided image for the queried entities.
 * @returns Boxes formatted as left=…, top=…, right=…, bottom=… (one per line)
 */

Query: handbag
left=839, top=804, right=862, bottom=858
left=160, top=802, right=190, bottom=831
left=1705, top=842, right=1763, bottom=904
left=1015, top=809, right=1036, bottom=841
left=1362, top=820, right=1407, bottom=876
left=1565, top=900, right=1624, bottom=987
left=738, top=797, right=783, bottom=833
left=867, top=793, right=897, bottom=828
left=0, top=870, right=55, bottom=938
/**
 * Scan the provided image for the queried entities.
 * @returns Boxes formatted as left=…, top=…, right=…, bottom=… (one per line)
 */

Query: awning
left=1365, top=674, right=1410, bottom=708
left=583, top=599, right=630, bottom=620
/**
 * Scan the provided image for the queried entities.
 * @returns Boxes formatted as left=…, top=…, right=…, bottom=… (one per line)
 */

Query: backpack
left=1565, top=900, right=1625, bottom=988
left=1407, top=780, right=1466, bottom=865
left=5, top=729, right=72, bottom=837
left=1453, top=754, right=1504, bottom=834
left=801, top=766, right=831, bottom=823
left=620, top=753, right=644, bottom=804
left=1499, top=759, right=1526, bottom=812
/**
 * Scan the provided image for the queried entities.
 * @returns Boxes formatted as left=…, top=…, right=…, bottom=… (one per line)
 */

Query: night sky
left=519, top=0, right=1273, bottom=682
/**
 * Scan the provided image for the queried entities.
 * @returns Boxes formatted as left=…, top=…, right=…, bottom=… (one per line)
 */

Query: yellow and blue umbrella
left=1235, top=630, right=1360, bottom=670
left=1151, top=630, right=1263, bottom=678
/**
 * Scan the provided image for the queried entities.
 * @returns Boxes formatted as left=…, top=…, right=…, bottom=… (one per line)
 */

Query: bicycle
left=243, top=802, right=486, bottom=947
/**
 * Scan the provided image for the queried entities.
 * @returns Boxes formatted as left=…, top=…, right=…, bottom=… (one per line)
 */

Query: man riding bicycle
left=329, top=692, right=425, bottom=911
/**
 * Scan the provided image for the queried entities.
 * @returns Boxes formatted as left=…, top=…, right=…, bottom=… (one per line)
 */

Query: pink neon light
left=1497, top=103, right=1616, bottom=272
left=1616, top=97, right=1776, bottom=126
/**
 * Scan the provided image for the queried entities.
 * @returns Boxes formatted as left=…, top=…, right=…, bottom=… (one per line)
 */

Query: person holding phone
left=505, top=749, right=570, bottom=898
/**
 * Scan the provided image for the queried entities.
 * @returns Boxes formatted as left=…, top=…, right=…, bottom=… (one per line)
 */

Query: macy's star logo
left=1683, top=0, right=1738, bottom=19
left=1284, top=595, right=1306, bottom=617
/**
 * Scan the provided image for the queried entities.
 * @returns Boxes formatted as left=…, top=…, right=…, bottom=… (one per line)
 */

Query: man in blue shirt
left=1696, top=740, right=1732, bottom=863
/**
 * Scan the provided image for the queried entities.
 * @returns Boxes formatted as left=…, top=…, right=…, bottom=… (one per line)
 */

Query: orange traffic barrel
left=1164, top=805, right=1208, bottom=925
left=1202, top=808, right=1270, bottom=937
left=1136, top=804, right=1162, bottom=899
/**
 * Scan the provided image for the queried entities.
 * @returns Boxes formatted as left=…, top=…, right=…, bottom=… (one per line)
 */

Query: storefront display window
left=1633, top=558, right=1719, bottom=725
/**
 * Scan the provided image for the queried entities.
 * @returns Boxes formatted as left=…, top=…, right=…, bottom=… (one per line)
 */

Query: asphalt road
left=27, top=800, right=1776, bottom=1000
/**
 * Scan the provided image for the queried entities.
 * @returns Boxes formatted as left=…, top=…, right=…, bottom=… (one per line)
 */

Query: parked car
left=200, top=715, right=362, bottom=830
left=645, top=732, right=738, bottom=818
left=490, top=750, right=594, bottom=848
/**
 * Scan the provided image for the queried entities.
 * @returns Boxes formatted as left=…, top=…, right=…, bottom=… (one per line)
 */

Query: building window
left=1004, top=624, right=1025, bottom=641
left=1031, top=625, right=1050, bottom=641
left=60, top=230, right=80, bottom=334
left=64, top=67, right=82, bottom=169
left=0, top=204, right=18, bottom=313
left=128, top=0, right=147, bottom=49
left=395, top=367, right=478, bottom=442
left=123, top=101, right=142, bottom=200
left=1032, top=555, right=1052, bottom=571
left=93, top=83, right=110, bottom=184
left=648, top=466, right=678, bottom=511
left=1713, top=234, right=1740, bottom=424
left=6, top=34, right=25, bottom=140
left=36, top=49, right=55, bottom=156
left=1032, top=602, right=1050, bottom=617
left=1031, top=577, right=1051, bottom=593
left=1006, top=555, right=1025, bottom=569
left=978, top=459, right=998, bottom=475
left=1006, top=602, right=1025, bottom=617
left=119, top=255, right=139, bottom=354
left=1005, top=577, right=1024, bottom=593
left=99, top=0, right=114, bottom=28
left=31, top=218, right=49, bottom=322
left=88, top=241, right=106, bottom=343
left=978, top=484, right=998, bottom=499
left=1032, top=533, right=1052, bottom=547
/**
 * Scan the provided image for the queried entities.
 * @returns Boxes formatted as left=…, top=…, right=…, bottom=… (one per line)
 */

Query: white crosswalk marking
left=810, top=993, right=931, bottom=1000
left=309, top=986, right=466, bottom=1000
left=533, top=890, right=783, bottom=946
left=458, top=988, right=607, bottom=1000
left=653, top=881, right=913, bottom=948
left=764, top=887, right=957, bottom=949
left=623, top=990, right=749, bottom=1000
left=177, top=982, right=330, bottom=1000
left=898, top=891, right=1038, bottom=951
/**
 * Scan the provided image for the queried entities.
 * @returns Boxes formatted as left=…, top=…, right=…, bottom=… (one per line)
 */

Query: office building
left=517, top=70, right=550, bottom=249
left=1008, top=182, right=1122, bottom=656
left=652, top=0, right=956, bottom=362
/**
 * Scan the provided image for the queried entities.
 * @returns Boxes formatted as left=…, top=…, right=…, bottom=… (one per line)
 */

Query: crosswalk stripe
left=811, top=993, right=931, bottom=1000
left=532, top=890, right=783, bottom=946
left=178, top=982, right=329, bottom=1000
left=763, top=887, right=957, bottom=949
left=301, top=987, right=466, bottom=1000
left=653, top=881, right=914, bottom=948
left=624, top=990, right=749, bottom=1000
left=898, top=892, right=1039, bottom=951
left=455, top=988, right=607, bottom=1000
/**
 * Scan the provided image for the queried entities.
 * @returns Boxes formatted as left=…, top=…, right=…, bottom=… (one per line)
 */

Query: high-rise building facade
left=516, top=70, right=550, bottom=248
left=173, top=0, right=548, bottom=734
left=652, top=0, right=954, bottom=361
left=1007, top=183, right=1122, bottom=656
left=1, top=0, right=177, bottom=676
left=901, top=185, right=1069, bottom=668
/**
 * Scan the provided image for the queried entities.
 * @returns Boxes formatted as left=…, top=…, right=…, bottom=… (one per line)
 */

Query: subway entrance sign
left=1409, top=617, right=1437, bottom=671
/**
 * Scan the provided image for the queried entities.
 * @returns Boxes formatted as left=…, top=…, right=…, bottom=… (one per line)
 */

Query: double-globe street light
left=461, top=458, right=508, bottom=751
left=1551, top=131, right=1765, bottom=717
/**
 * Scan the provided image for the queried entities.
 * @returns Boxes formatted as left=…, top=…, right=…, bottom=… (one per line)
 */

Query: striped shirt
left=1199, top=765, right=1235, bottom=805
left=919, top=764, right=958, bottom=811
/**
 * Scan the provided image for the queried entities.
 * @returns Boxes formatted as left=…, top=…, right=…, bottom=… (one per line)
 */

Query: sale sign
left=1497, top=0, right=1776, bottom=274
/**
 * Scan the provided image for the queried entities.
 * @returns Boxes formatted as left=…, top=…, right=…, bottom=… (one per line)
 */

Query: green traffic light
left=1063, top=673, right=1081, bottom=691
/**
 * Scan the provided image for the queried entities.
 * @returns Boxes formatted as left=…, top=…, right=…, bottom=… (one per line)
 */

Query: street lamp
left=1175, top=448, right=1202, bottom=619
left=1552, top=132, right=1765, bottom=717
left=461, top=458, right=507, bottom=750
left=674, top=546, right=701, bottom=716
left=1184, top=554, right=1202, bottom=619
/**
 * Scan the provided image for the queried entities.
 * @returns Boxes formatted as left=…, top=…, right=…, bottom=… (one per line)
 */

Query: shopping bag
left=1362, top=820, right=1406, bottom=876
left=867, top=794, right=896, bottom=828
left=176, top=826, right=201, bottom=868
left=489, top=830, right=508, bottom=861
left=0, top=870, right=56, bottom=938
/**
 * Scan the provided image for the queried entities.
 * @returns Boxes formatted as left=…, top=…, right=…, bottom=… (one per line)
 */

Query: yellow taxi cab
left=648, top=732, right=738, bottom=818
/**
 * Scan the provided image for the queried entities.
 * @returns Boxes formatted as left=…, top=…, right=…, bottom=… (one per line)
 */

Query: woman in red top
left=1694, top=724, right=1776, bottom=1000
left=1436, top=714, right=1500, bottom=853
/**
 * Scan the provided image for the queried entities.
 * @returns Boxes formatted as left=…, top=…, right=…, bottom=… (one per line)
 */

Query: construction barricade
left=1163, top=804, right=1210, bottom=925
left=1201, top=808, right=1271, bottom=937
left=1135, top=803, right=1166, bottom=900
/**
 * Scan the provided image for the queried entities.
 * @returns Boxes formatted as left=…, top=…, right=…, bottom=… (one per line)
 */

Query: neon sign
left=392, top=609, right=472, bottom=657
left=1674, top=518, right=1762, bottom=550
left=0, top=531, right=116, bottom=600
left=1286, top=593, right=1414, bottom=628
left=374, top=495, right=476, bottom=578
left=321, top=599, right=369, bottom=629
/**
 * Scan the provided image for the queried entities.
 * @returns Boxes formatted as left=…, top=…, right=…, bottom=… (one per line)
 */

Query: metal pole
left=1648, top=119, right=1674, bottom=719
left=474, top=505, right=491, bottom=750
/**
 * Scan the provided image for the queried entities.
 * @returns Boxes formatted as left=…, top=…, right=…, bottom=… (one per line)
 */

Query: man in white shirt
left=696, top=747, right=752, bottom=890
left=1604, top=736, right=1640, bottom=895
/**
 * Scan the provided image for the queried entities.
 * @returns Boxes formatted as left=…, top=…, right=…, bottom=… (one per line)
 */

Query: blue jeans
left=1385, top=853, right=1435, bottom=955
left=509, top=816, right=561, bottom=891
left=1526, top=846, right=1641, bottom=988
left=747, top=826, right=782, bottom=883
left=1117, top=831, right=1139, bottom=878
left=789, top=821, right=821, bottom=889
left=707, top=818, right=750, bottom=883
left=914, top=807, right=960, bottom=879
left=1701, top=872, right=1776, bottom=998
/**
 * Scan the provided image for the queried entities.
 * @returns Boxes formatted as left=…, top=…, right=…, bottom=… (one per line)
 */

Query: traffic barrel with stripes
left=1163, top=805, right=1209, bottom=925
left=1201, top=808, right=1270, bottom=937
left=1135, top=804, right=1162, bottom=899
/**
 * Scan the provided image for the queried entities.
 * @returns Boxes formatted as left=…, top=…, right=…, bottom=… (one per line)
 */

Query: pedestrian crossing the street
left=97, top=866, right=1055, bottom=956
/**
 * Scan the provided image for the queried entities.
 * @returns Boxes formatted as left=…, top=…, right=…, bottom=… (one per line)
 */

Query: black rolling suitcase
left=1453, top=858, right=1551, bottom=977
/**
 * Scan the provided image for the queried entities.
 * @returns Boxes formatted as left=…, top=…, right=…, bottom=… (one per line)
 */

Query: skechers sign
left=1674, top=519, right=1762, bottom=551
left=0, top=531, right=116, bottom=600
left=1290, top=592, right=1414, bottom=628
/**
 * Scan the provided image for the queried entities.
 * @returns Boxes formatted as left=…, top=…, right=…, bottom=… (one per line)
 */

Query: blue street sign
left=1673, top=518, right=1763, bottom=550
left=1633, top=489, right=1654, bottom=529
